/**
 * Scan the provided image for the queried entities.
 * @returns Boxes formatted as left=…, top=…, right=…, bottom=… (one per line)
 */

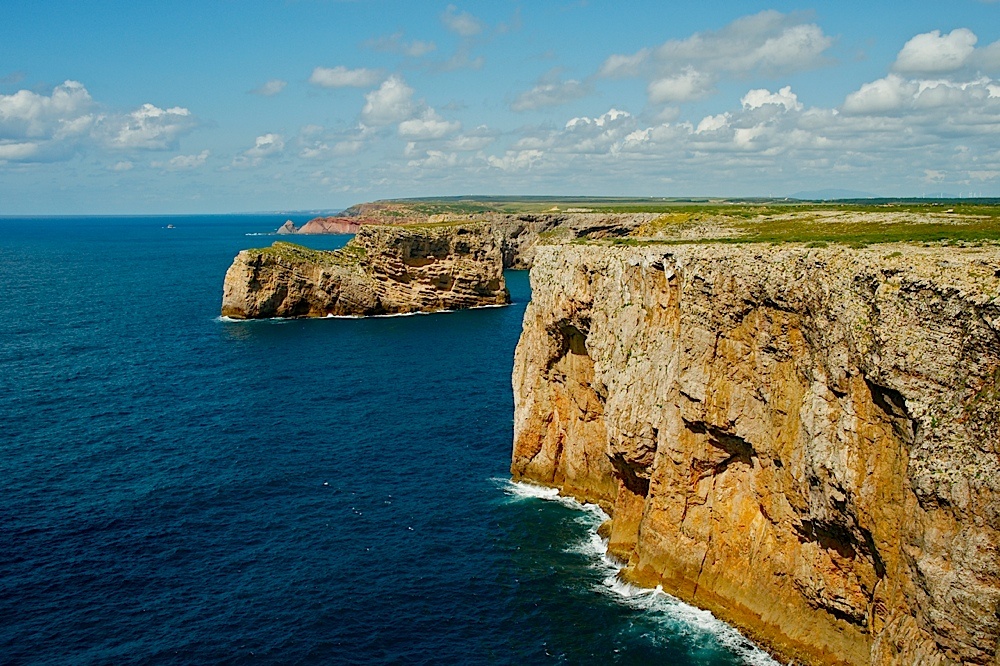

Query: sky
left=2, top=0, right=1000, bottom=214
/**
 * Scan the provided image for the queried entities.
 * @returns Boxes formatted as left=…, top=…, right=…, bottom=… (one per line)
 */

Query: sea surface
left=0, top=216, right=776, bottom=665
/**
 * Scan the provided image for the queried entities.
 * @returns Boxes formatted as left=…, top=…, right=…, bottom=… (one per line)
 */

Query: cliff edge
left=512, top=242, right=1000, bottom=665
left=222, top=222, right=508, bottom=318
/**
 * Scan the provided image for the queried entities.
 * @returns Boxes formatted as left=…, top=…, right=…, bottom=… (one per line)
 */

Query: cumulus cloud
left=442, top=5, right=483, bottom=37
left=309, top=66, right=382, bottom=89
left=232, top=133, right=285, bottom=168
left=155, top=149, right=210, bottom=170
left=696, top=113, right=731, bottom=133
left=741, top=85, right=802, bottom=111
left=648, top=69, right=714, bottom=103
left=0, top=142, right=43, bottom=161
left=597, top=11, right=833, bottom=106
left=0, top=80, right=198, bottom=163
left=599, top=11, right=832, bottom=83
left=365, top=32, right=436, bottom=57
left=0, top=80, right=94, bottom=140
left=511, top=78, right=590, bottom=111
left=597, top=50, right=650, bottom=79
left=103, top=103, right=196, bottom=150
left=655, top=12, right=833, bottom=75
left=361, top=76, right=416, bottom=125
left=245, top=133, right=284, bottom=158
left=839, top=74, right=999, bottom=115
left=446, top=131, right=495, bottom=152
left=398, top=109, right=461, bottom=140
left=894, top=29, right=977, bottom=74
left=407, top=149, right=458, bottom=169
left=250, top=79, right=287, bottom=96
left=487, top=149, right=543, bottom=171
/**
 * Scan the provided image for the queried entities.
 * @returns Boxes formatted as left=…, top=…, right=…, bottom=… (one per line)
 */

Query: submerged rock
left=513, top=241, right=1000, bottom=665
left=222, top=222, right=509, bottom=319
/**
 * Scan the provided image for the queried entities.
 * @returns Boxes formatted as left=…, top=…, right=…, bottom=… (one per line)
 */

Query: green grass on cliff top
left=254, top=241, right=364, bottom=265
left=350, top=196, right=1000, bottom=246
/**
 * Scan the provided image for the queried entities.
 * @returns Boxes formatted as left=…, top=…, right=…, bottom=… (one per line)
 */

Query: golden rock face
left=221, top=223, right=510, bottom=319
left=512, top=242, right=1000, bottom=666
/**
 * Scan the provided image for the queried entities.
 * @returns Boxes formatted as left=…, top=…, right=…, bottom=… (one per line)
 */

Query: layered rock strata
left=512, top=242, right=1000, bottom=665
left=222, top=223, right=508, bottom=318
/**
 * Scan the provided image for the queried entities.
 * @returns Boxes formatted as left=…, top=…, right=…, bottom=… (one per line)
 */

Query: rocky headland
left=276, top=216, right=364, bottom=235
left=512, top=240, right=1000, bottom=665
left=221, top=222, right=508, bottom=318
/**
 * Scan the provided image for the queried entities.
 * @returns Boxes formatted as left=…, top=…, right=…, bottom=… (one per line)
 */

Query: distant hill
left=790, top=188, right=878, bottom=200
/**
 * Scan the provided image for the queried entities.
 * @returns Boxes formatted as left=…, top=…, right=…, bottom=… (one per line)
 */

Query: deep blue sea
left=0, top=216, right=775, bottom=665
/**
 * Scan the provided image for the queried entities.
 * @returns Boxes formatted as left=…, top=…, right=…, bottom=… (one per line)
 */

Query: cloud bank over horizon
left=1, top=2, right=999, bottom=213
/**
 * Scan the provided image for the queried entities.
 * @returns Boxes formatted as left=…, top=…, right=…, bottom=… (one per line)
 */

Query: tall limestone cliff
left=222, top=222, right=508, bottom=318
left=512, top=242, right=1000, bottom=665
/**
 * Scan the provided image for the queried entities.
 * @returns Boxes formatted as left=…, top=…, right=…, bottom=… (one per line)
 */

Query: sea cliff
left=512, top=241, right=1000, bottom=665
left=221, top=222, right=508, bottom=318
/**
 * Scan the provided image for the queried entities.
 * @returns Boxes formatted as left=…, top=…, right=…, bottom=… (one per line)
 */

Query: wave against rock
left=512, top=242, right=1000, bottom=665
left=221, top=223, right=509, bottom=319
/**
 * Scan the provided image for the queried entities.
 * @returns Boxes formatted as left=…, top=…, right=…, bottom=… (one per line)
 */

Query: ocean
left=0, top=216, right=775, bottom=665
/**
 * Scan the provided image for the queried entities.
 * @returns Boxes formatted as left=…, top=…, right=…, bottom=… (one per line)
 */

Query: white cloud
left=565, top=108, right=631, bottom=129
left=511, top=78, right=590, bottom=111
left=250, top=79, right=287, bottom=96
left=598, top=50, right=650, bottom=79
left=842, top=74, right=917, bottom=114
left=407, top=149, right=458, bottom=169
left=648, top=69, right=714, bottom=103
left=696, top=113, right=731, bottom=133
left=442, top=5, right=483, bottom=37
left=444, top=125, right=496, bottom=152
left=245, top=133, right=284, bottom=158
left=365, top=32, right=436, bottom=57
left=398, top=109, right=461, bottom=140
left=0, top=142, right=41, bottom=161
left=487, top=149, right=543, bottom=171
left=0, top=80, right=94, bottom=139
left=894, top=29, right=977, bottom=74
left=103, top=103, right=196, bottom=150
left=741, top=85, right=802, bottom=111
left=156, top=149, right=209, bottom=170
left=309, top=66, right=382, bottom=89
left=654, top=12, right=833, bottom=75
left=599, top=10, right=833, bottom=91
left=111, top=160, right=133, bottom=172
left=361, top=76, right=415, bottom=125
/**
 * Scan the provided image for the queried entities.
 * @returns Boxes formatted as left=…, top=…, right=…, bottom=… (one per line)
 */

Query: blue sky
left=2, top=0, right=999, bottom=214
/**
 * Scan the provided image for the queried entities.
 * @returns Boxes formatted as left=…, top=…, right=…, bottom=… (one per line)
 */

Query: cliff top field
left=343, top=196, right=1000, bottom=248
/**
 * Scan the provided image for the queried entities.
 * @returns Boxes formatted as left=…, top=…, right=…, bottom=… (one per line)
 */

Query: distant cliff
left=512, top=242, right=1000, bottom=665
left=276, top=216, right=364, bottom=235
left=222, top=223, right=508, bottom=318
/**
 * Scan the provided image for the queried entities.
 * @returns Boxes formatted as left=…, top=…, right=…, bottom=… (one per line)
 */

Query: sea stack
left=222, top=222, right=509, bottom=318
left=512, top=241, right=1000, bottom=665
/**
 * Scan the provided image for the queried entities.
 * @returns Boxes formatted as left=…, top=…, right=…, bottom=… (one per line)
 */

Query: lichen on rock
left=512, top=241, right=1000, bottom=665
left=221, top=222, right=509, bottom=318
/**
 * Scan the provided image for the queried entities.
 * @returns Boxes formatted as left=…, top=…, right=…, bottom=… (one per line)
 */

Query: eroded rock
left=222, top=223, right=508, bottom=318
left=512, top=242, right=1000, bottom=665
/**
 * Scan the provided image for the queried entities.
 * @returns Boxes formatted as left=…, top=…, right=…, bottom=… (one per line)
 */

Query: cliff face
left=221, top=223, right=508, bottom=318
left=512, top=242, right=1000, bottom=665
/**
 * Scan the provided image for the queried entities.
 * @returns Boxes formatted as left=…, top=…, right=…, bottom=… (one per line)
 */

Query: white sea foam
left=502, top=480, right=608, bottom=521
left=500, top=478, right=780, bottom=666
left=244, top=232, right=275, bottom=236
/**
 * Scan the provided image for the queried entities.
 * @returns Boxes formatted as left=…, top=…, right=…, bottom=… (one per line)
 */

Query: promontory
left=221, top=221, right=508, bottom=318
left=512, top=217, right=1000, bottom=665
